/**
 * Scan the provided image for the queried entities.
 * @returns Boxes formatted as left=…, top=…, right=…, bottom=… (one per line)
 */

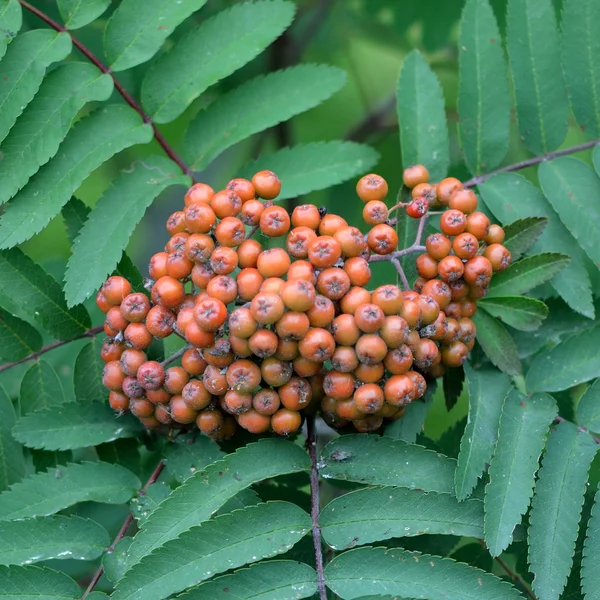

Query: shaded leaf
left=324, top=546, right=522, bottom=599
left=19, top=360, right=65, bottom=416
left=539, top=157, right=600, bottom=266
left=142, top=1, right=295, bottom=123
left=321, top=487, right=484, bottom=550
left=484, top=390, right=557, bottom=556
left=473, top=309, right=522, bottom=375
left=0, top=248, right=90, bottom=339
left=455, top=364, right=511, bottom=500
left=506, top=0, right=568, bottom=153
left=577, top=379, right=600, bottom=432
left=162, top=432, right=224, bottom=483
left=0, top=0, right=21, bottom=60
left=397, top=49, right=449, bottom=181
left=479, top=172, right=594, bottom=318
left=502, top=217, right=548, bottom=261
left=12, top=402, right=142, bottom=451
left=74, top=338, right=107, bottom=404
left=0, top=30, right=71, bottom=144
left=458, top=0, right=510, bottom=173
left=529, top=421, right=598, bottom=600
left=0, top=308, right=41, bottom=361
left=58, top=0, right=110, bottom=29
left=123, top=438, right=310, bottom=571
left=582, top=483, right=600, bottom=599
left=488, top=253, right=570, bottom=298
left=319, top=434, right=456, bottom=494
left=65, top=156, right=189, bottom=306
left=526, top=323, right=600, bottom=393
left=96, top=439, right=141, bottom=475
left=239, top=142, right=379, bottom=201
left=384, top=381, right=436, bottom=443
left=215, top=489, right=262, bottom=517
left=61, top=197, right=90, bottom=244
left=112, top=502, right=311, bottom=600
left=0, top=461, right=141, bottom=520
left=0, top=565, right=80, bottom=599
left=176, top=560, right=317, bottom=600
left=0, top=386, right=24, bottom=491
left=479, top=296, right=549, bottom=331
left=130, top=482, right=170, bottom=526
left=0, top=62, right=113, bottom=205
left=0, top=515, right=109, bottom=565
left=102, top=537, right=132, bottom=585
left=443, top=365, right=464, bottom=411
left=184, top=64, right=346, bottom=170
left=561, top=0, right=600, bottom=138
left=0, top=105, right=153, bottom=249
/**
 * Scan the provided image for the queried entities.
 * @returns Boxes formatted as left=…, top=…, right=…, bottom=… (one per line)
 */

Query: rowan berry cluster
left=97, top=165, right=510, bottom=440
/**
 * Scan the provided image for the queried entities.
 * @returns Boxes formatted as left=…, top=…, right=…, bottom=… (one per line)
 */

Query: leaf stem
left=18, top=0, right=193, bottom=178
left=306, top=415, right=327, bottom=600
left=80, top=457, right=166, bottom=599
left=0, top=325, right=104, bottom=374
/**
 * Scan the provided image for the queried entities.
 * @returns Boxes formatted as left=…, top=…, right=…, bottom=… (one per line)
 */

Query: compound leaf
left=0, top=0, right=21, bottom=60
left=582, top=484, right=600, bottom=599
left=0, top=565, right=80, bottom=599
left=19, top=360, right=65, bottom=416
left=577, top=378, right=600, bottom=432
left=479, top=296, right=548, bottom=331
left=162, top=432, right=224, bottom=483
left=73, top=338, right=106, bottom=404
left=473, top=309, right=522, bottom=375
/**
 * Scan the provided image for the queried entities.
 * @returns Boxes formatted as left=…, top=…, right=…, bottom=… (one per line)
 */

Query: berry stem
left=161, top=344, right=192, bottom=367
left=414, top=214, right=427, bottom=246
left=0, top=325, right=104, bottom=374
left=80, top=457, right=166, bottom=599
left=306, top=415, right=328, bottom=600
left=391, top=256, right=410, bottom=290
left=18, top=0, right=194, bottom=179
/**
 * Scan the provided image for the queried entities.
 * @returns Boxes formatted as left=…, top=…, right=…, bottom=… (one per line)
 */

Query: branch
left=18, top=0, right=193, bottom=179
left=464, top=139, right=600, bottom=188
left=161, top=344, right=192, bottom=367
left=81, top=458, right=166, bottom=599
left=345, top=94, right=396, bottom=142
left=306, top=415, right=327, bottom=600
left=0, top=325, right=104, bottom=374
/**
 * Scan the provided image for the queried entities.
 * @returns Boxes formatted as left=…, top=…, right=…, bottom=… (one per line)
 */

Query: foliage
left=1, top=0, right=600, bottom=599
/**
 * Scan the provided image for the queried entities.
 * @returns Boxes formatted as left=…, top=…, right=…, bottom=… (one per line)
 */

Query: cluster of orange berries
left=96, top=165, right=510, bottom=439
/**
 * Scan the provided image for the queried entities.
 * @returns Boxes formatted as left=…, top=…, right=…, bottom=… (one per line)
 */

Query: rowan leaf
left=162, top=432, right=224, bottom=483
left=0, top=308, right=41, bottom=361
left=19, top=360, right=65, bottom=416
left=0, top=386, right=24, bottom=492
left=58, top=0, right=110, bottom=29
left=473, top=309, right=522, bottom=375
left=577, top=379, right=600, bottom=433
left=384, top=381, right=436, bottom=443
left=582, top=484, right=600, bottom=599
left=0, top=565, right=80, bottom=599
left=73, top=338, right=107, bottom=404
left=479, top=296, right=549, bottom=331
left=0, top=0, right=21, bottom=60
left=501, top=217, right=548, bottom=261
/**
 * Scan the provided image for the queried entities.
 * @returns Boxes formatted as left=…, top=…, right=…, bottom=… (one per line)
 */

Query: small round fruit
left=252, top=170, right=281, bottom=199
left=356, top=174, right=388, bottom=202
left=403, top=165, right=429, bottom=188
left=271, top=409, right=302, bottom=435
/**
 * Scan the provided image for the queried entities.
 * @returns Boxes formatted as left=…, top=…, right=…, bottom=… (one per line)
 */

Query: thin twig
left=414, top=214, right=427, bottom=246
left=161, top=344, right=191, bottom=367
left=81, top=458, right=166, bottom=599
left=464, top=139, right=600, bottom=188
left=368, top=245, right=425, bottom=263
left=0, top=325, right=104, bottom=374
left=306, top=415, right=327, bottom=600
left=391, top=257, right=410, bottom=291
left=18, top=0, right=193, bottom=178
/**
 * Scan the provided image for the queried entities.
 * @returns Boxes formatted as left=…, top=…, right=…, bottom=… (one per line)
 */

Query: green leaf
left=324, top=547, right=523, bottom=599
left=479, top=297, right=549, bottom=331
left=184, top=64, right=346, bottom=170
left=479, top=172, right=594, bottom=318
left=0, top=461, right=141, bottom=520
left=582, top=484, right=600, bottom=599
left=526, top=323, right=600, bottom=393
left=502, top=217, right=548, bottom=261
left=0, top=30, right=71, bottom=144
left=215, top=489, right=262, bottom=517
left=162, top=432, right=224, bottom=483
left=321, top=487, right=484, bottom=550
left=130, top=482, right=170, bottom=526
left=122, top=438, right=310, bottom=571
left=0, top=0, right=21, bottom=60
left=561, top=0, right=600, bottom=138
left=0, top=565, right=80, bottom=599
left=239, top=142, right=379, bottom=201
left=141, top=0, right=295, bottom=123
left=593, top=144, right=600, bottom=179
left=13, top=402, right=142, bottom=451
left=104, top=0, right=208, bottom=72
left=0, top=105, right=153, bottom=249
left=484, top=389, right=557, bottom=556
left=0, top=386, right=24, bottom=492
left=112, top=502, right=311, bottom=600
left=175, top=560, right=317, bottom=600
left=96, top=439, right=141, bottom=475
left=19, top=360, right=65, bottom=416
left=74, top=338, right=107, bottom=404
left=65, top=156, right=190, bottom=306
left=0, top=248, right=90, bottom=339
left=61, top=197, right=90, bottom=244
left=455, top=364, right=511, bottom=500
left=397, top=49, right=449, bottom=181
left=0, top=308, right=41, bottom=361
left=529, top=421, right=598, bottom=600
left=443, top=365, right=465, bottom=411
left=113, top=253, right=146, bottom=297
left=0, top=63, right=113, bottom=205
left=457, top=0, right=510, bottom=173
left=0, top=515, right=109, bottom=565
left=384, top=381, right=436, bottom=443
left=577, top=379, right=600, bottom=432
left=319, top=434, right=456, bottom=494
left=506, top=0, right=568, bottom=153
left=473, top=309, right=522, bottom=375
left=488, top=253, right=570, bottom=298
left=539, top=157, right=600, bottom=266
left=103, top=537, right=133, bottom=585
left=58, top=0, right=110, bottom=29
